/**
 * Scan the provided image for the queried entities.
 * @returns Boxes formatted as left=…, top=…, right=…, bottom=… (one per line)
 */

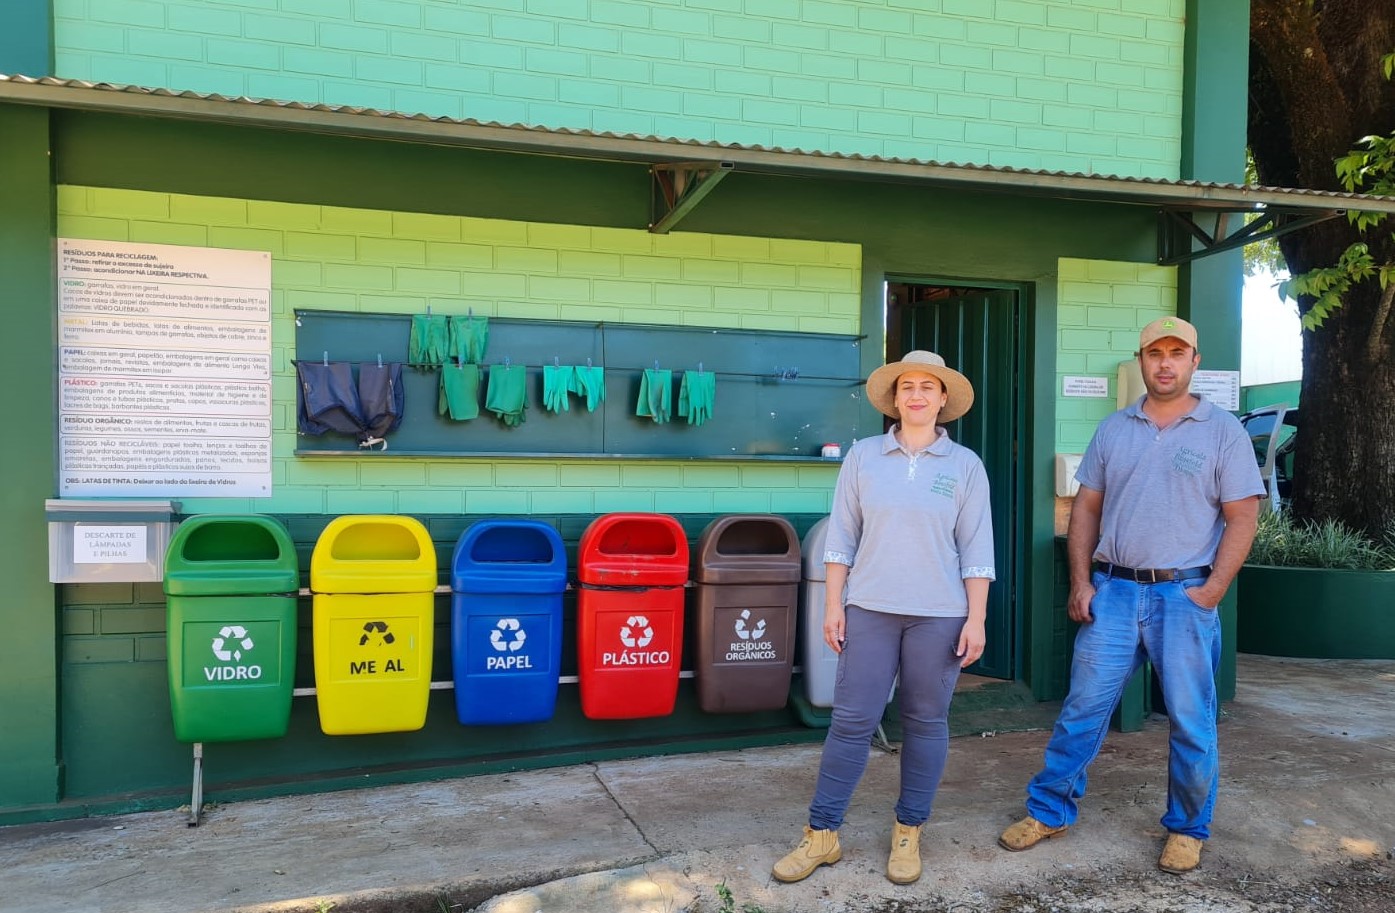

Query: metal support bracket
left=188, top=742, right=204, bottom=827
left=872, top=723, right=898, bottom=755
left=1156, top=206, right=1344, bottom=266
left=649, top=162, right=734, bottom=234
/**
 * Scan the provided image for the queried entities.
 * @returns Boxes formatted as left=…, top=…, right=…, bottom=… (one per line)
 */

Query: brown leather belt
left=1093, top=561, right=1211, bottom=583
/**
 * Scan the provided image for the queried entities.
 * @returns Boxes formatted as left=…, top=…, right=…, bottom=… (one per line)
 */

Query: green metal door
left=899, top=287, right=1019, bottom=679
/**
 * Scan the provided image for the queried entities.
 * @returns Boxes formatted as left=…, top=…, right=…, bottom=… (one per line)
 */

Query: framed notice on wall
left=57, top=239, right=273, bottom=498
left=1191, top=370, right=1242, bottom=411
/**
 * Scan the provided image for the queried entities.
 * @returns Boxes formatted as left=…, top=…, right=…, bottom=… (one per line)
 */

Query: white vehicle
left=1239, top=403, right=1299, bottom=511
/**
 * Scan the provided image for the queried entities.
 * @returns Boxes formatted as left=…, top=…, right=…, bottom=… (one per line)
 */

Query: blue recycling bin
left=450, top=519, right=567, bottom=725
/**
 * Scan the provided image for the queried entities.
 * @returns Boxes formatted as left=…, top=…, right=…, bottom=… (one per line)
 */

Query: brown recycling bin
left=693, top=514, right=801, bottom=713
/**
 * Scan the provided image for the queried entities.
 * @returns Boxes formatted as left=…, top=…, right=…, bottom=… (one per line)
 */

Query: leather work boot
left=886, top=821, right=923, bottom=884
left=1158, top=833, right=1204, bottom=874
left=997, top=816, right=1068, bottom=851
left=771, top=825, right=841, bottom=883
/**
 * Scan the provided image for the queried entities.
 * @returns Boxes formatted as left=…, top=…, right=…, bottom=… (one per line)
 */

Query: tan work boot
left=886, top=821, right=923, bottom=884
left=1158, top=833, right=1203, bottom=874
left=771, top=825, right=841, bottom=883
left=997, top=815, right=1068, bottom=851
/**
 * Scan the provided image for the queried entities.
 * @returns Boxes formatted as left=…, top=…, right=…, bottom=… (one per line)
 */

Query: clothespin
left=504, top=355, right=511, bottom=367
left=698, top=361, right=704, bottom=373
left=323, top=351, right=328, bottom=366
left=377, top=354, right=383, bottom=368
left=587, top=357, right=593, bottom=367
left=654, top=360, right=660, bottom=371
left=554, top=356, right=560, bottom=367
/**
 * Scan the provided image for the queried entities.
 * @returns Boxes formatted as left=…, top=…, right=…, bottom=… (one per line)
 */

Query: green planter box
left=1237, top=565, right=1395, bottom=659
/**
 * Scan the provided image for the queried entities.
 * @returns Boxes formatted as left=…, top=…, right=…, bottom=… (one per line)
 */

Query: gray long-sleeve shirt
left=823, top=426, right=996, bottom=618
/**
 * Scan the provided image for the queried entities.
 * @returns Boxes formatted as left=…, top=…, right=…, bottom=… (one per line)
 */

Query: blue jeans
left=1025, top=571, right=1220, bottom=839
left=808, top=607, right=963, bottom=831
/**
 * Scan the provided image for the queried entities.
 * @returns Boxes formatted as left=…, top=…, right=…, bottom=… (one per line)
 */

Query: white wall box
left=45, top=499, right=180, bottom=583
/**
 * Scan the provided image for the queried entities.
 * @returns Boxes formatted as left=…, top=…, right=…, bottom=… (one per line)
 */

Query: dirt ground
left=831, top=856, right=1395, bottom=913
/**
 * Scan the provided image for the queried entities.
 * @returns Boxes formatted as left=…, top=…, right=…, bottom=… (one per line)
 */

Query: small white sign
left=1062, top=375, right=1110, bottom=398
left=73, top=526, right=148, bottom=564
left=1191, top=370, right=1241, bottom=411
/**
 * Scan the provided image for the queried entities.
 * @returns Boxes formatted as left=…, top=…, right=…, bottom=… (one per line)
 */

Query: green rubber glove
left=485, top=363, right=528, bottom=427
left=636, top=368, right=672, bottom=423
left=679, top=370, right=715, bottom=426
left=438, top=363, right=480, bottom=420
left=449, top=315, right=490, bottom=365
left=542, top=364, right=575, bottom=413
left=426, top=315, right=449, bottom=365
left=569, top=366, right=606, bottom=412
left=410, top=314, right=449, bottom=368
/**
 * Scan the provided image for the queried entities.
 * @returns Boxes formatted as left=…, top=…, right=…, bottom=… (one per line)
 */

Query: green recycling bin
left=164, top=515, right=300, bottom=743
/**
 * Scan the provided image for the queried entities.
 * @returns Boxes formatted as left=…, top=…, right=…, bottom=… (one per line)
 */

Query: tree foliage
left=1278, top=242, right=1381, bottom=329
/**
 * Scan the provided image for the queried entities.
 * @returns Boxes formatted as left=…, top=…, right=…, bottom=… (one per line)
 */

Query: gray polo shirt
left=1077, top=396, right=1265, bottom=570
left=823, top=426, right=996, bottom=618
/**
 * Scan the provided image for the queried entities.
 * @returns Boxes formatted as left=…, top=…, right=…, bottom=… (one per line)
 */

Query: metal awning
left=3, top=74, right=1387, bottom=262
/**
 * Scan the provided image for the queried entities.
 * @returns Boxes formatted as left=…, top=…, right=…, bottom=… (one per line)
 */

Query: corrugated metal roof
left=4, top=72, right=1393, bottom=214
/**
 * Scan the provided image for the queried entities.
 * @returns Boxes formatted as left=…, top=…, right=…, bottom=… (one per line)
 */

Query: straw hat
left=865, top=350, right=975, bottom=422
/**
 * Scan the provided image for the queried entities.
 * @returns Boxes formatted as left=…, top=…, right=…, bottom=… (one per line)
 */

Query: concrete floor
left=1, top=653, right=1392, bottom=913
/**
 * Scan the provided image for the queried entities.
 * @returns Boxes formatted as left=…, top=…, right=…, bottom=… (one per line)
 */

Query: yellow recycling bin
left=311, top=515, right=438, bottom=735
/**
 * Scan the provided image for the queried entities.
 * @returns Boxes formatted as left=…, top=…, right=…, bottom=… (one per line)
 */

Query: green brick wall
left=61, top=582, right=167, bottom=667
left=1055, top=257, right=1177, bottom=453
left=57, top=185, right=856, bottom=515
left=53, top=0, right=1185, bottom=179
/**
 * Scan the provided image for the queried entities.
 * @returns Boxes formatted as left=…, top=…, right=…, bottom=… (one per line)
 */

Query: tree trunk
left=1249, top=0, right=1395, bottom=536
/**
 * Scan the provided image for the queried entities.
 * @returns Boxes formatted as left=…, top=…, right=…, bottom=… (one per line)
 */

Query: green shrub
left=1248, top=511, right=1395, bottom=570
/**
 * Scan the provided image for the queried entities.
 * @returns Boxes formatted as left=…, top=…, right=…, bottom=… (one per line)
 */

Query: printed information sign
left=1062, top=375, right=1111, bottom=398
left=58, top=240, right=273, bottom=497
left=1191, top=370, right=1242, bottom=411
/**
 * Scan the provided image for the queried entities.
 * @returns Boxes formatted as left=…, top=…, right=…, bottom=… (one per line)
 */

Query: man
left=999, top=316, right=1264, bottom=874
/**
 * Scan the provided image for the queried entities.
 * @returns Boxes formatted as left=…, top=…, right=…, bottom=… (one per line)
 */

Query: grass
left=715, top=879, right=766, bottom=913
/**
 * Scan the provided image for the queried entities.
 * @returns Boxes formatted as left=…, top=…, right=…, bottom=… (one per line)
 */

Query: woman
left=772, top=350, right=995, bottom=886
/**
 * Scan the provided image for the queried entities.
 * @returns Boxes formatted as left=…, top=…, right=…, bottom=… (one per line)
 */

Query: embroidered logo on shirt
left=1173, top=446, right=1207, bottom=476
left=930, top=473, right=957, bottom=498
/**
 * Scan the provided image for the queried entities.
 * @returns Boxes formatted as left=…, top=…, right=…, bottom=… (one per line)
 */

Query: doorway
left=885, top=280, right=1022, bottom=680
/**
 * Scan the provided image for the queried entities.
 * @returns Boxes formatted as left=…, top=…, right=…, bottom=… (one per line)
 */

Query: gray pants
left=808, top=606, right=964, bottom=830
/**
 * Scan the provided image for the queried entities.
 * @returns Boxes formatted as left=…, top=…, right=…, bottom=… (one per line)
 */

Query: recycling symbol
left=619, top=615, right=654, bottom=648
left=489, top=618, right=527, bottom=652
left=359, top=620, right=395, bottom=646
left=733, top=609, right=766, bottom=641
left=211, top=625, right=254, bottom=662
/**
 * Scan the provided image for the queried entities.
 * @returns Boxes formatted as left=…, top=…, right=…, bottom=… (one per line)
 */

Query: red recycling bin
left=577, top=512, right=690, bottom=720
